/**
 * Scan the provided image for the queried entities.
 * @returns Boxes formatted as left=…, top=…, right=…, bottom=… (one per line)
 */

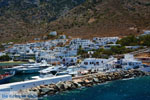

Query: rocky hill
left=0, top=0, right=85, bottom=43
left=48, top=0, right=150, bottom=38
left=0, top=0, right=150, bottom=43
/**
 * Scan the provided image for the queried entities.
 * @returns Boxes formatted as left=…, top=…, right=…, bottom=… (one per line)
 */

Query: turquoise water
left=41, top=76, right=150, bottom=100
left=9, top=73, right=39, bottom=83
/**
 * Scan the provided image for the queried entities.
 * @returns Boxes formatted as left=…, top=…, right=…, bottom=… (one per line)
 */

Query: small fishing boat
left=0, top=71, right=15, bottom=84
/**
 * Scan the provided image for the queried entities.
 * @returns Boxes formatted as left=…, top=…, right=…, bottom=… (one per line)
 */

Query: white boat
left=56, top=66, right=82, bottom=77
left=16, top=67, right=41, bottom=74
left=32, top=72, right=54, bottom=79
left=39, top=65, right=66, bottom=74
left=4, top=60, right=51, bottom=74
left=3, top=66, right=25, bottom=71
left=32, top=65, right=67, bottom=79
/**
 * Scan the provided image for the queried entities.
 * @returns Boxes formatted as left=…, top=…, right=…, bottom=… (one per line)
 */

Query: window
left=96, top=62, right=99, bottom=65
left=84, top=62, right=88, bottom=65
left=71, top=59, right=74, bottom=62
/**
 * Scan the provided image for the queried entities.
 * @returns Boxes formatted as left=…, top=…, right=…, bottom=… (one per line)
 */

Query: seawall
left=26, top=69, right=149, bottom=97
left=0, top=75, right=72, bottom=91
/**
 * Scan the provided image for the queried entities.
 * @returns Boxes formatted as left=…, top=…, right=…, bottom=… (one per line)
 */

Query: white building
left=49, top=31, right=57, bottom=36
left=141, top=30, right=150, bottom=36
left=93, top=37, right=119, bottom=46
left=118, top=54, right=142, bottom=70
left=62, top=57, right=78, bottom=66
left=80, top=58, right=113, bottom=71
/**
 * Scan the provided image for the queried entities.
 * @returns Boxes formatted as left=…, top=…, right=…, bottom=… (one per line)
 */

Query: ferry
left=0, top=71, right=15, bottom=84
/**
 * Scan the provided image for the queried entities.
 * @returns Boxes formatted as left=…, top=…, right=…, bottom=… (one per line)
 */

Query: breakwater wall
left=0, top=75, right=72, bottom=91
left=27, top=70, right=149, bottom=97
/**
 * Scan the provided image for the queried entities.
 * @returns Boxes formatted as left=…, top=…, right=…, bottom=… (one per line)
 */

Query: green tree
left=0, top=55, right=11, bottom=61
left=117, top=35, right=138, bottom=46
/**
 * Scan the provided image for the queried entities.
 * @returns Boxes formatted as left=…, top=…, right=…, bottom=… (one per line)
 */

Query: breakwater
left=0, top=75, right=72, bottom=91
left=27, top=69, right=149, bottom=97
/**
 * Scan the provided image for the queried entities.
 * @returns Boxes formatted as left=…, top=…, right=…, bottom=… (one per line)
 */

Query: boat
left=32, top=65, right=67, bottom=79
left=56, top=66, right=82, bottom=77
left=16, top=67, right=42, bottom=74
left=39, top=65, right=66, bottom=75
left=0, top=71, right=15, bottom=84
left=4, top=60, right=51, bottom=74
left=32, top=72, right=54, bottom=79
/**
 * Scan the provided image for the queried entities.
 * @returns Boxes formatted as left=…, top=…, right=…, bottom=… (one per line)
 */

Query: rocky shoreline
left=25, top=69, right=149, bottom=97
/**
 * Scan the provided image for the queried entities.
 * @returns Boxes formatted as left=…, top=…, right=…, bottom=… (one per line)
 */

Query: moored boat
left=0, top=71, right=15, bottom=84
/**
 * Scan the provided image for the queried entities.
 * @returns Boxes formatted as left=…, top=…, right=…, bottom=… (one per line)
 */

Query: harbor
left=0, top=32, right=150, bottom=99
left=0, top=69, right=149, bottom=98
left=0, top=1, right=150, bottom=99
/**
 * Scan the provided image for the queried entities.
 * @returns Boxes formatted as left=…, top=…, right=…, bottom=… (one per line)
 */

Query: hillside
left=0, top=0, right=150, bottom=43
left=0, top=0, right=85, bottom=43
left=48, top=0, right=150, bottom=38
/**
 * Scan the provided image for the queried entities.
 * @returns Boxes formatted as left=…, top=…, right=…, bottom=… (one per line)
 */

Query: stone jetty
left=25, top=69, right=149, bottom=97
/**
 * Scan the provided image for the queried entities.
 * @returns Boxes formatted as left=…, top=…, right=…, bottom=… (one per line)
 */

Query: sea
left=40, top=76, right=150, bottom=100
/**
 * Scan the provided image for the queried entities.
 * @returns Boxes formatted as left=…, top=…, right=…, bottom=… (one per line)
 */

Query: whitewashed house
left=62, top=57, right=78, bottom=65
left=80, top=58, right=113, bottom=71
left=117, top=54, right=142, bottom=70
left=49, top=31, right=57, bottom=36
left=70, top=38, right=94, bottom=50
left=141, top=30, right=150, bottom=36
left=93, top=37, right=119, bottom=46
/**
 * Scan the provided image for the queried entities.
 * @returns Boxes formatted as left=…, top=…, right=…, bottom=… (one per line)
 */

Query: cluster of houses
left=1, top=30, right=149, bottom=69
left=0, top=33, right=122, bottom=66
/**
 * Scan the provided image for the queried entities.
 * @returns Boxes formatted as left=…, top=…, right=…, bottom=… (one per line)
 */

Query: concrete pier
left=0, top=75, right=72, bottom=91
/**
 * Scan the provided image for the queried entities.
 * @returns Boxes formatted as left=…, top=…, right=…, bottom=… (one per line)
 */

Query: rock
left=40, top=85, right=46, bottom=88
left=108, top=76, right=112, bottom=80
left=63, top=83, right=69, bottom=89
left=73, top=79, right=84, bottom=85
left=32, top=87, right=39, bottom=92
left=93, top=78, right=99, bottom=83
left=36, top=86, right=41, bottom=90
left=50, top=84, right=59, bottom=91
left=73, top=82, right=82, bottom=88
left=86, top=84, right=92, bottom=87
left=56, top=82, right=65, bottom=91
left=124, top=74, right=130, bottom=78
left=40, top=88, right=53, bottom=94
left=65, top=82, right=72, bottom=89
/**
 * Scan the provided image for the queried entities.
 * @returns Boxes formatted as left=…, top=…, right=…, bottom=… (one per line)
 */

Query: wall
left=0, top=75, right=72, bottom=91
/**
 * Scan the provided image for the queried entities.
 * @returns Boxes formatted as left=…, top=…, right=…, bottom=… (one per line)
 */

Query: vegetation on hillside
left=0, top=0, right=85, bottom=43
left=0, top=55, right=11, bottom=61
left=117, top=35, right=150, bottom=46
left=78, top=34, right=150, bottom=58
left=0, top=0, right=150, bottom=43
